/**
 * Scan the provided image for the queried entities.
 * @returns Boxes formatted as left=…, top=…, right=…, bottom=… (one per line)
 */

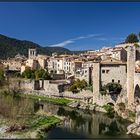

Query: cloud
left=49, top=34, right=124, bottom=47
left=50, top=40, right=74, bottom=47
left=49, top=34, right=102, bottom=47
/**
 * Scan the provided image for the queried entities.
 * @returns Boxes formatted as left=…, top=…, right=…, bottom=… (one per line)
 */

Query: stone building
left=100, top=58, right=127, bottom=88
left=92, top=44, right=140, bottom=107
left=21, top=48, right=48, bottom=73
left=1, top=53, right=27, bottom=71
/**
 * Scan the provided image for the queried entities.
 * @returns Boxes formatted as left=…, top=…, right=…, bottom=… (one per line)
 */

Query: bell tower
left=28, top=48, right=37, bottom=59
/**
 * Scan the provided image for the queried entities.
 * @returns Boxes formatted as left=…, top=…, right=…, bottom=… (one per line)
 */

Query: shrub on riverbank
left=6, top=115, right=61, bottom=139
left=102, top=104, right=115, bottom=118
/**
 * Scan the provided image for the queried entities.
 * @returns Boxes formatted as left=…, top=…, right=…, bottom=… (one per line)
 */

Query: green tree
left=125, top=33, right=139, bottom=43
left=106, top=82, right=122, bottom=94
left=22, top=67, right=33, bottom=79
left=35, top=69, right=45, bottom=80
left=69, top=79, right=88, bottom=92
left=68, top=84, right=79, bottom=93
left=42, top=71, right=51, bottom=80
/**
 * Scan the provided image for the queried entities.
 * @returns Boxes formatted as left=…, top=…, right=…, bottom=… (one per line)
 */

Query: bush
left=128, top=110, right=136, bottom=118
left=105, top=82, right=122, bottom=94
left=102, top=104, right=115, bottom=118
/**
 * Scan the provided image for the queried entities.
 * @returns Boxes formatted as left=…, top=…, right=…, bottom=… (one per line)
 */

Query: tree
left=22, top=67, right=33, bottom=79
left=106, top=82, right=122, bottom=94
left=0, top=68, right=5, bottom=86
left=69, top=79, right=88, bottom=92
left=35, top=69, right=45, bottom=80
left=42, top=71, right=51, bottom=80
left=68, top=84, right=79, bottom=93
left=0, top=68, right=5, bottom=81
left=125, top=33, right=139, bottom=43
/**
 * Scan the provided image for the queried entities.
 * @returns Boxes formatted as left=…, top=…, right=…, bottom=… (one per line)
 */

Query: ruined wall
left=19, top=79, right=35, bottom=90
left=43, top=80, right=60, bottom=93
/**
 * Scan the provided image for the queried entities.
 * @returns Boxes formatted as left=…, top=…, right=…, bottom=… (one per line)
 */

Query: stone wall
left=19, top=79, right=35, bottom=90
left=100, top=64, right=127, bottom=89
left=43, top=80, right=60, bottom=93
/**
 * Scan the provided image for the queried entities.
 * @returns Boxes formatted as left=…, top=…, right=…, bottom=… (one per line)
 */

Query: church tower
left=28, top=48, right=37, bottom=59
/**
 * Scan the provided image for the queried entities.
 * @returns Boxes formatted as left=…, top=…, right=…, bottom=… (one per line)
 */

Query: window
left=112, top=79, right=114, bottom=83
left=102, top=70, right=105, bottom=73
left=106, top=70, right=110, bottom=73
left=118, top=80, right=120, bottom=83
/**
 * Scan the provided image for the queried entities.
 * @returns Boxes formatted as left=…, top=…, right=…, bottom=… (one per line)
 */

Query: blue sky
left=0, top=2, right=140, bottom=50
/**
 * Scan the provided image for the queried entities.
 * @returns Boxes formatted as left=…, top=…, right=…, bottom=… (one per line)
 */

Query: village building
left=92, top=45, right=140, bottom=107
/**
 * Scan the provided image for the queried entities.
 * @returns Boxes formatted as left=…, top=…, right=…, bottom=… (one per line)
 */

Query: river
left=0, top=93, right=139, bottom=138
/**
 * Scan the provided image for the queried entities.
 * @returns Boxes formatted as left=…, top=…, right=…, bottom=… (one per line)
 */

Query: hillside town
left=1, top=34, right=140, bottom=137
left=0, top=41, right=140, bottom=103
left=0, top=38, right=140, bottom=137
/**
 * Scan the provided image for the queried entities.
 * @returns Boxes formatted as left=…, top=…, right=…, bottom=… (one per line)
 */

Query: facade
left=100, top=58, right=127, bottom=88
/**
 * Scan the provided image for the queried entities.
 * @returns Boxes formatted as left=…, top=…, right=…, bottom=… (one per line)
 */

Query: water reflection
left=0, top=94, right=131, bottom=138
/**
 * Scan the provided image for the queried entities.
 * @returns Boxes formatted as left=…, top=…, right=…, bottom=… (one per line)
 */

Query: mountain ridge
left=0, top=34, right=85, bottom=59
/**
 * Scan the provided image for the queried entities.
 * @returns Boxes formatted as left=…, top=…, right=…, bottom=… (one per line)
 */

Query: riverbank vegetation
left=15, top=93, right=72, bottom=106
left=0, top=113, right=61, bottom=138
left=0, top=92, right=62, bottom=139
left=102, top=104, right=115, bottom=118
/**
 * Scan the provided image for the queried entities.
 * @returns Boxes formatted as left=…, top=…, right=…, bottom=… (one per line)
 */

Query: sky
left=0, top=2, right=140, bottom=51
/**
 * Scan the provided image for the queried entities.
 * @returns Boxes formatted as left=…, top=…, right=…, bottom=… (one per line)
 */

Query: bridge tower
left=127, top=46, right=136, bottom=106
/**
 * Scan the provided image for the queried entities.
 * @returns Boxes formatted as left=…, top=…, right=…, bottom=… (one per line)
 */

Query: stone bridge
left=134, top=73, right=140, bottom=99
left=93, top=93, right=116, bottom=106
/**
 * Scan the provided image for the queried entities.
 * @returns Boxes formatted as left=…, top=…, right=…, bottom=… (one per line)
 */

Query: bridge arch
left=107, top=102, right=114, bottom=106
left=134, top=84, right=140, bottom=98
left=134, top=73, right=140, bottom=101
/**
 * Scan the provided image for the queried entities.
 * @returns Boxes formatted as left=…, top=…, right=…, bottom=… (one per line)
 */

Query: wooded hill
left=0, top=34, right=83, bottom=59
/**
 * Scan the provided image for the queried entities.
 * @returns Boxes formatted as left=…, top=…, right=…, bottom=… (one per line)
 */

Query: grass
left=15, top=93, right=72, bottom=106
left=27, top=115, right=60, bottom=130
left=10, top=114, right=61, bottom=138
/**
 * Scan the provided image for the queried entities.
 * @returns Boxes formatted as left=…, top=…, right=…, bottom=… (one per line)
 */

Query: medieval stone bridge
left=134, top=73, right=140, bottom=98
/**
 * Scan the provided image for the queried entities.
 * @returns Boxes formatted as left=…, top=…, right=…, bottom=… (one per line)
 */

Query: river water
left=0, top=93, right=139, bottom=138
